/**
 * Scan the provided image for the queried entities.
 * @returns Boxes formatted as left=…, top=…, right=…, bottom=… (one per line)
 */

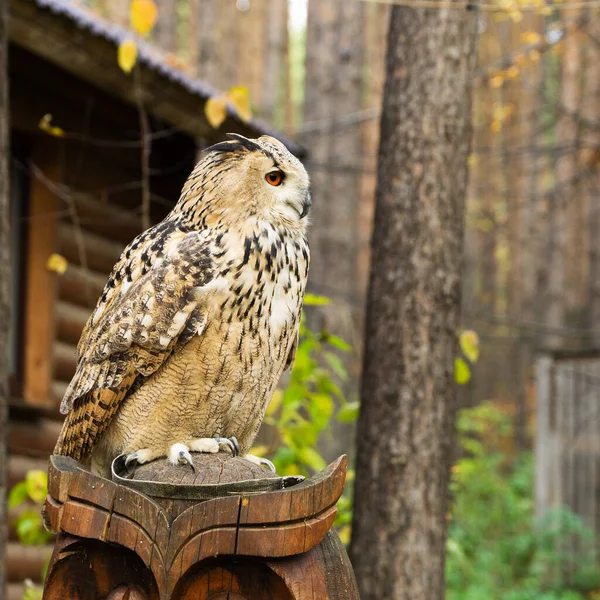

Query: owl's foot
left=124, top=448, right=164, bottom=469
left=187, top=436, right=239, bottom=456
left=245, top=454, right=277, bottom=473
left=168, top=437, right=240, bottom=470
left=124, top=437, right=240, bottom=472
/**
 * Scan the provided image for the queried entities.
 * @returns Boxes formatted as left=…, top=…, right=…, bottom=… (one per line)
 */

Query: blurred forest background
left=3, top=0, right=600, bottom=598
left=92, top=0, right=600, bottom=453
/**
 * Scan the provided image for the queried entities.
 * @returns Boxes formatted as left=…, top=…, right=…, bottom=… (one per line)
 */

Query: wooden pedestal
left=42, top=452, right=358, bottom=600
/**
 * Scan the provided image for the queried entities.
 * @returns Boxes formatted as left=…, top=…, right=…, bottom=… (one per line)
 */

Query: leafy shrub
left=9, top=470, right=51, bottom=599
left=9, top=470, right=53, bottom=546
left=446, top=402, right=600, bottom=600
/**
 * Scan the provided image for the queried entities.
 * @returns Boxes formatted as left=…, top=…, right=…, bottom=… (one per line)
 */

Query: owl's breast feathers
left=54, top=216, right=308, bottom=462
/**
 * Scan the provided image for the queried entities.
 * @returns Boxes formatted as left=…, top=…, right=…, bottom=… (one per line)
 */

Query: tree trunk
left=350, top=5, right=477, bottom=600
left=102, top=0, right=129, bottom=26
left=154, top=0, right=178, bottom=53
left=302, top=0, right=364, bottom=373
left=0, top=0, right=10, bottom=596
left=584, top=14, right=600, bottom=343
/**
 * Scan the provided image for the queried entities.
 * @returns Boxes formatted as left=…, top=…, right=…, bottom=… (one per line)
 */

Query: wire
left=360, top=0, right=600, bottom=11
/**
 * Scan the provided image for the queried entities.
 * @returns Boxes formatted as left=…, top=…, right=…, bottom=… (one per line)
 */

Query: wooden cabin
left=6, top=0, right=302, bottom=596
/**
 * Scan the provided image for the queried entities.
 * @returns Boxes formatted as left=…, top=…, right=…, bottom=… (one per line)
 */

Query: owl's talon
left=214, top=436, right=240, bottom=456
left=178, top=449, right=195, bottom=471
left=258, top=457, right=276, bottom=473
left=125, top=452, right=140, bottom=469
left=245, top=454, right=277, bottom=473
left=169, top=443, right=195, bottom=471
left=124, top=448, right=156, bottom=469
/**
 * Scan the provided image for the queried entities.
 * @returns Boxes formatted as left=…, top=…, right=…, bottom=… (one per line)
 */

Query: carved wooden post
left=42, top=453, right=358, bottom=600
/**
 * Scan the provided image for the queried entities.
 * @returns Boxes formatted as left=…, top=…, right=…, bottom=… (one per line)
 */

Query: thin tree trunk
left=0, top=0, right=10, bottom=596
left=357, top=2, right=389, bottom=330
left=350, top=5, right=477, bottom=599
left=261, top=0, right=288, bottom=125
left=302, top=0, right=364, bottom=368
left=584, top=13, right=600, bottom=342
left=102, top=0, right=129, bottom=26
left=548, top=7, right=582, bottom=346
left=154, top=0, right=178, bottom=53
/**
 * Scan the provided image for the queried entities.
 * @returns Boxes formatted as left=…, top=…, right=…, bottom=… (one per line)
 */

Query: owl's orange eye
left=265, top=170, right=284, bottom=186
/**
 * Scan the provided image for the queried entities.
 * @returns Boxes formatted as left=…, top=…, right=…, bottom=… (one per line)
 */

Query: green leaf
left=26, top=470, right=48, bottom=504
left=337, top=525, right=352, bottom=545
left=303, top=293, right=331, bottom=306
left=23, top=580, right=44, bottom=600
left=324, top=334, right=351, bottom=352
left=455, top=358, right=471, bottom=385
left=297, top=447, right=327, bottom=472
left=324, top=352, right=348, bottom=381
left=337, top=401, right=360, bottom=423
left=289, top=422, right=319, bottom=448
left=309, top=393, right=334, bottom=430
left=15, top=509, right=49, bottom=545
left=273, top=446, right=296, bottom=469
left=8, top=481, right=29, bottom=510
left=460, top=330, right=480, bottom=363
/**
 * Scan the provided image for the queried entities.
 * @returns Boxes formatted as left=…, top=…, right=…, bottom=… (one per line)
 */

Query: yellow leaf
left=506, top=66, right=519, bottom=80
left=528, top=49, right=541, bottom=63
left=460, top=330, right=480, bottom=363
left=551, top=41, right=563, bottom=56
left=205, top=96, right=228, bottom=129
left=130, top=0, right=157, bottom=36
left=491, top=120, right=502, bottom=133
left=118, top=40, right=137, bottom=74
left=521, top=31, right=541, bottom=45
left=38, top=114, right=65, bottom=138
left=25, top=470, right=48, bottom=504
left=455, top=358, right=471, bottom=385
left=490, top=74, right=504, bottom=88
left=46, top=253, right=68, bottom=275
left=227, top=86, right=252, bottom=123
left=514, top=53, right=527, bottom=67
left=509, top=9, right=523, bottom=22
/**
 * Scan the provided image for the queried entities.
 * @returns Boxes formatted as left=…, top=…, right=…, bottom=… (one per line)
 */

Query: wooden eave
left=9, top=0, right=305, bottom=156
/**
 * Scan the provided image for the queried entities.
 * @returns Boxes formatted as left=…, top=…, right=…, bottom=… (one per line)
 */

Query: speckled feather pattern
left=54, top=135, right=310, bottom=476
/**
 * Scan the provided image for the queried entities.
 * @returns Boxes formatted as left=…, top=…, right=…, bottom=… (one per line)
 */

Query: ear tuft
left=226, top=133, right=261, bottom=152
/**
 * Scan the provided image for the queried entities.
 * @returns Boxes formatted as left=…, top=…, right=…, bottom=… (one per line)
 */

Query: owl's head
left=177, top=134, right=311, bottom=231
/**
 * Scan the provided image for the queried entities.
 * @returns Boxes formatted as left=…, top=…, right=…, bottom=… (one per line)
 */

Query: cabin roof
left=10, top=0, right=305, bottom=156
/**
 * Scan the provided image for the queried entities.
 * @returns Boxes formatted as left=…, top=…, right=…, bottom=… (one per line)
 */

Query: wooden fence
left=536, top=351, right=600, bottom=570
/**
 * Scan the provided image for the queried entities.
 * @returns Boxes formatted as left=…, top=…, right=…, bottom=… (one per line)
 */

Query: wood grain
left=23, top=138, right=62, bottom=406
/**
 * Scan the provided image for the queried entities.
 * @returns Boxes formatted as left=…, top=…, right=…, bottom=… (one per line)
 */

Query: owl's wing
left=55, top=229, right=215, bottom=460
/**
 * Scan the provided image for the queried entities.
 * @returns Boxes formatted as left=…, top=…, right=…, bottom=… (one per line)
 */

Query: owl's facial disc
left=263, top=168, right=311, bottom=221
left=252, top=139, right=310, bottom=222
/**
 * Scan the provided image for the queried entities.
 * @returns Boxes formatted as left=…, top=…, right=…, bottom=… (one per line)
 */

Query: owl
left=54, top=134, right=311, bottom=477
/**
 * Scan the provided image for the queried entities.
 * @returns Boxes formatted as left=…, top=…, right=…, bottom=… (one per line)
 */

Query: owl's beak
left=300, top=193, right=312, bottom=219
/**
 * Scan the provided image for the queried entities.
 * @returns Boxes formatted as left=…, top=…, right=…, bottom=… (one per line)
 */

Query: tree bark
left=350, top=5, right=477, bottom=600
left=0, top=0, right=10, bottom=596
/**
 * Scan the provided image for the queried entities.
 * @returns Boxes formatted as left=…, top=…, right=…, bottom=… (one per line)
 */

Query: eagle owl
left=54, top=134, right=311, bottom=477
